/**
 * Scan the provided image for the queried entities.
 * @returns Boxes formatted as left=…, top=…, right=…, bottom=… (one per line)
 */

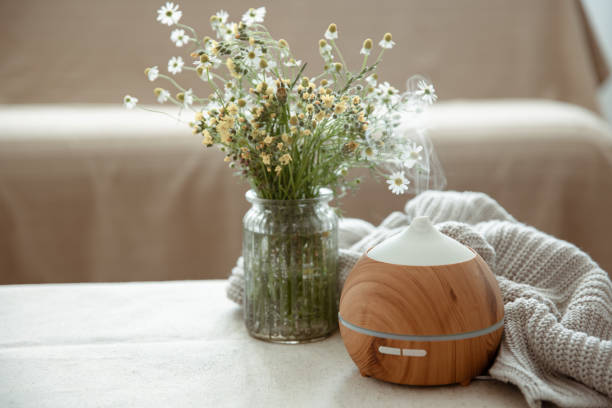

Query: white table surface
left=0, top=280, right=528, bottom=407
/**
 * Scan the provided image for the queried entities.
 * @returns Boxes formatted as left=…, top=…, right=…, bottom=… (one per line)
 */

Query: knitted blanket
left=226, top=191, right=612, bottom=408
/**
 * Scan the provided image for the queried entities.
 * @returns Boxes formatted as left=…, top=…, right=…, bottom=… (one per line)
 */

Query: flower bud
left=276, top=87, right=287, bottom=103
left=196, top=66, right=204, bottom=76
left=334, top=63, right=343, bottom=72
left=384, top=33, right=392, bottom=42
left=363, top=39, right=373, bottom=50
left=278, top=39, right=288, bottom=48
left=237, top=99, right=246, bottom=107
left=259, top=59, right=268, bottom=69
left=319, top=39, right=327, bottom=48
left=328, top=23, right=337, bottom=34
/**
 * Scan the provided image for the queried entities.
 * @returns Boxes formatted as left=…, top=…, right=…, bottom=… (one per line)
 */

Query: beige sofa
left=1, top=0, right=611, bottom=284
left=1, top=0, right=607, bottom=111
left=1, top=100, right=611, bottom=284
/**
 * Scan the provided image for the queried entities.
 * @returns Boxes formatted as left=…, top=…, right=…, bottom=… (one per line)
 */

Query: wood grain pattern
left=339, top=251, right=504, bottom=386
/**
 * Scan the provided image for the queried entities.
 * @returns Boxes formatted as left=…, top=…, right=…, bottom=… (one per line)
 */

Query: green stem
left=159, top=73, right=186, bottom=92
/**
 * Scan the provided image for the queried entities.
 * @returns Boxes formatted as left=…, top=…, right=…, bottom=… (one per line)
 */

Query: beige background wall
left=0, top=0, right=607, bottom=111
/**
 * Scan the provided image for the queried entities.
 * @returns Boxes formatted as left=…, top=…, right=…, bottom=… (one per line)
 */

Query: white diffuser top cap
left=367, top=216, right=475, bottom=266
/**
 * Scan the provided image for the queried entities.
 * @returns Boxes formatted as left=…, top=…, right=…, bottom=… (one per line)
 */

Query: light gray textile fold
left=226, top=191, right=612, bottom=408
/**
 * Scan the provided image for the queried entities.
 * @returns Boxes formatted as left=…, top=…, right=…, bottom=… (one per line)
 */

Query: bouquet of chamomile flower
left=123, top=3, right=444, bottom=200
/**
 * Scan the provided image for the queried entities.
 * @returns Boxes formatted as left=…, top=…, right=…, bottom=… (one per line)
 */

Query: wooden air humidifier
left=339, top=216, right=504, bottom=386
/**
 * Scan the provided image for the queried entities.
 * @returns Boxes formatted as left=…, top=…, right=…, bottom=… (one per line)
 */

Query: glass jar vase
left=242, top=188, right=339, bottom=343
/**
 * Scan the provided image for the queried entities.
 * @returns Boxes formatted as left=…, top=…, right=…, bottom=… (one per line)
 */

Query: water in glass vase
left=243, top=189, right=339, bottom=343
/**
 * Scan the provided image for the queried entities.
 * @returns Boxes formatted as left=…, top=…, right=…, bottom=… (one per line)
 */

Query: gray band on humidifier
left=339, top=314, right=504, bottom=342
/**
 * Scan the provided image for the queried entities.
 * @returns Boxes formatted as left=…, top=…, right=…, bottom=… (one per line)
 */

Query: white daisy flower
left=244, top=46, right=263, bottom=67
left=156, top=2, right=182, bottom=26
left=215, top=10, right=228, bottom=24
left=147, top=66, right=159, bottom=82
left=325, top=63, right=336, bottom=74
left=387, top=171, right=410, bottom=195
left=360, top=38, right=373, bottom=56
left=377, top=81, right=397, bottom=95
left=170, top=29, right=190, bottom=47
left=260, top=59, right=276, bottom=70
left=220, top=22, right=237, bottom=41
left=123, top=95, right=138, bottom=109
left=241, top=7, right=266, bottom=26
left=193, top=55, right=221, bottom=71
left=361, top=144, right=378, bottom=161
left=324, top=24, right=338, bottom=41
left=210, top=11, right=228, bottom=30
left=168, top=56, right=184, bottom=74
left=278, top=39, right=290, bottom=58
left=379, top=33, right=395, bottom=49
left=415, top=80, right=437, bottom=104
left=365, top=75, right=377, bottom=87
left=376, top=82, right=399, bottom=104
left=156, top=88, right=170, bottom=103
left=284, top=58, right=302, bottom=68
left=405, top=142, right=424, bottom=168
left=224, top=86, right=239, bottom=101
left=183, top=88, right=194, bottom=106
left=319, top=40, right=333, bottom=59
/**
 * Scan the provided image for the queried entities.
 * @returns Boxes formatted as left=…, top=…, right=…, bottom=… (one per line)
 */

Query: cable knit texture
left=226, top=191, right=612, bottom=408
